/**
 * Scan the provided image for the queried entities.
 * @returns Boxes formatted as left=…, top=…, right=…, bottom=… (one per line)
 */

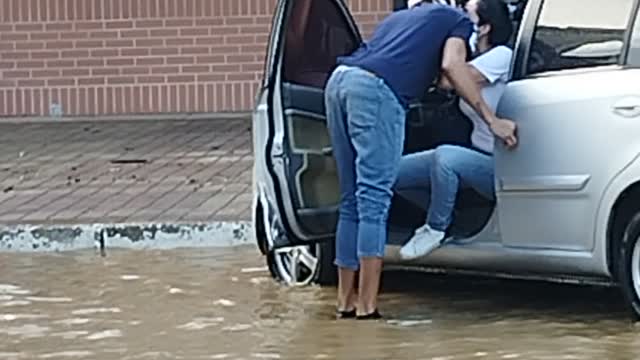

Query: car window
left=282, top=0, right=359, bottom=88
left=526, top=0, right=634, bottom=75
left=261, top=2, right=285, bottom=88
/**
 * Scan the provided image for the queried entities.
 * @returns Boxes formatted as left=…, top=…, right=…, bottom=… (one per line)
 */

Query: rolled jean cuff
left=357, top=221, right=386, bottom=258
left=334, top=258, right=359, bottom=271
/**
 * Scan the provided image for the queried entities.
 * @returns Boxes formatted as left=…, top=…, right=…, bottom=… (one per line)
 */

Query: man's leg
left=400, top=145, right=494, bottom=259
left=344, top=70, right=405, bottom=317
left=428, top=145, right=494, bottom=229
left=325, top=67, right=359, bottom=315
left=394, top=150, right=436, bottom=210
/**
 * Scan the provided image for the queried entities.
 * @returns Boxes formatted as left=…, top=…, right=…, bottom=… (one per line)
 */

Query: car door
left=264, top=0, right=362, bottom=244
left=494, top=0, right=640, bottom=251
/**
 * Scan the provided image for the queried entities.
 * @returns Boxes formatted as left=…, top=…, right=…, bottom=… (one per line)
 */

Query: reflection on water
left=1, top=246, right=639, bottom=359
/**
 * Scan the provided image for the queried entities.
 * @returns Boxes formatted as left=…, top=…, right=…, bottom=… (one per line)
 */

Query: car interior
left=276, top=0, right=529, bottom=240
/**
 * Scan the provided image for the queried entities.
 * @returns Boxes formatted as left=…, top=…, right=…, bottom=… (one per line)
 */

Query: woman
left=395, top=0, right=515, bottom=260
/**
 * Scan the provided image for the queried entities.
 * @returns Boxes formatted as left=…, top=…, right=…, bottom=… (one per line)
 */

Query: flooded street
left=1, top=246, right=640, bottom=360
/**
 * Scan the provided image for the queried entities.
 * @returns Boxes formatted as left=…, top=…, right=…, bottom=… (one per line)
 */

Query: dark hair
left=477, top=0, right=513, bottom=46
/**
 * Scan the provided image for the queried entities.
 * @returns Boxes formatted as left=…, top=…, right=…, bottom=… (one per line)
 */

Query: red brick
left=151, top=47, right=178, bottom=56
left=59, top=32, right=87, bottom=40
left=227, top=73, right=255, bottom=81
left=183, top=65, right=210, bottom=73
left=17, top=61, right=45, bottom=69
left=92, top=68, right=120, bottom=76
left=48, top=78, right=75, bottom=86
left=106, top=39, right=134, bottom=47
left=180, top=27, right=209, bottom=36
left=108, top=76, right=136, bottom=84
left=106, top=20, right=134, bottom=29
left=62, top=68, right=90, bottom=77
left=16, top=42, right=45, bottom=50
left=1, top=33, right=29, bottom=41
left=46, top=41, right=74, bottom=50
left=107, top=58, right=134, bottom=66
left=122, top=67, right=149, bottom=75
left=91, top=49, right=119, bottom=57
left=138, top=75, right=165, bottom=84
left=136, top=19, right=164, bottom=28
left=2, top=52, right=29, bottom=60
left=225, top=17, right=254, bottom=26
left=78, top=77, right=105, bottom=85
left=47, top=59, right=76, bottom=68
left=165, top=19, right=193, bottom=27
left=18, top=79, right=45, bottom=87
left=77, top=59, right=103, bottom=67
left=150, top=28, right=178, bottom=37
left=167, top=56, right=194, bottom=65
left=121, top=29, right=149, bottom=38
left=61, top=50, right=89, bottom=59
left=76, top=22, right=103, bottom=30
left=15, top=23, right=44, bottom=32
left=197, top=74, right=225, bottom=82
left=3, top=70, right=30, bottom=79
left=46, top=22, right=74, bottom=31
left=121, top=48, right=149, bottom=56
left=90, top=30, right=119, bottom=39
left=33, top=69, right=60, bottom=78
left=181, top=47, right=209, bottom=55
left=168, top=75, right=195, bottom=83
left=76, top=40, right=104, bottom=48
left=136, top=57, right=164, bottom=66
left=135, top=38, right=163, bottom=47
left=151, top=66, right=180, bottom=74
left=241, top=25, right=270, bottom=34
left=196, top=55, right=224, bottom=64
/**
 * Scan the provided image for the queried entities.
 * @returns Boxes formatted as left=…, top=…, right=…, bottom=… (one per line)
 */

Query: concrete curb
left=0, top=221, right=253, bottom=252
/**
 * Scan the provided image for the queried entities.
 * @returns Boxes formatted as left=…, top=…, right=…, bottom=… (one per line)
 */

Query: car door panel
left=496, top=68, right=640, bottom=252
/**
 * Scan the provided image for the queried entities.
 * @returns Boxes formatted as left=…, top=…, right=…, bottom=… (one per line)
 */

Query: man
left=325, top=0, right=517, bottom=320
left=397, top=0, right=515, bottom=260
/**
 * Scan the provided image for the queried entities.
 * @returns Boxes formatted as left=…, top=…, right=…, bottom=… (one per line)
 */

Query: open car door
left=266, top=0, right=362, bottom=244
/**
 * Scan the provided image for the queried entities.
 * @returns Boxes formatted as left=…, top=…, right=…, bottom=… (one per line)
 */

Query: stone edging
left=0, top=221, right=253, bottom=252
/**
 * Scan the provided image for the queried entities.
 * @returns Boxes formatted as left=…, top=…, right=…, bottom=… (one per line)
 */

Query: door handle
left=613, top=97, right=640, bottom=118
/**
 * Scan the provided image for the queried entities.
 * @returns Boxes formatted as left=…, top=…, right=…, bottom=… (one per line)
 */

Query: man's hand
left=490, top=117, right=518, bottom=149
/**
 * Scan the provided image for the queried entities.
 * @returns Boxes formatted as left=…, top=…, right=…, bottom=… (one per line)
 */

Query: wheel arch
left=607, top=181, right=640, bottom=279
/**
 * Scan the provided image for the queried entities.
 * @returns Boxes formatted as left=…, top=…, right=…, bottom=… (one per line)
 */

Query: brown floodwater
left=1, top=245, right=639, bottom=360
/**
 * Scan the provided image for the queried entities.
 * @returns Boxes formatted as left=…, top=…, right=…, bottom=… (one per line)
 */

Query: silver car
left=251, top=0, right=640, bottom=319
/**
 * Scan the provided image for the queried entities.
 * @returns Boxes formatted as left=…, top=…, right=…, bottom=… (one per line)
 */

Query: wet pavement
left=1, top=246, right=640, bottom=360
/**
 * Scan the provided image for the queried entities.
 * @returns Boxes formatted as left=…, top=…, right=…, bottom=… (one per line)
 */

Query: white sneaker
left=399, top=224, right=445, bottom=260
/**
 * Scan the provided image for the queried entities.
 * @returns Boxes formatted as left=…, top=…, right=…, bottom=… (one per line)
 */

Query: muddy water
left=1, top=246, right=640, bottom=360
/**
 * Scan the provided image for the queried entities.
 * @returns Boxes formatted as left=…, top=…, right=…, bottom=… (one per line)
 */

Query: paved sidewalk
left=0, top=117, right=254, bottom=251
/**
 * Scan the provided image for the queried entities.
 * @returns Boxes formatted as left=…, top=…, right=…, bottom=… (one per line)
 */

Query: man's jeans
left=325, top=65, right=406, bottom=271
left=394, top=145, right=495, bottom=232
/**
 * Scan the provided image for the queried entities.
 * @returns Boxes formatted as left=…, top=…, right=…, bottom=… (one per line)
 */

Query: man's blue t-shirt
left=338, top=3, right=473, bottom=108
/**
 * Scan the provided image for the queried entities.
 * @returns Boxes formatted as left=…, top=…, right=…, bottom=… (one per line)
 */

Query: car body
left=251, top=0, right=640, bottom=318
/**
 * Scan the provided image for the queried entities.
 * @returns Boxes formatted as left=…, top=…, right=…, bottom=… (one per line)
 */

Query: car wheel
left=267, top=240, right=337, bottom=286
left=617, top=213, right=640, bottom=319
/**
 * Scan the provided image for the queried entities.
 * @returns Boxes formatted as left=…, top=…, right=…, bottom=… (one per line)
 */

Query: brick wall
left=0, top=0, right=391, bottom=118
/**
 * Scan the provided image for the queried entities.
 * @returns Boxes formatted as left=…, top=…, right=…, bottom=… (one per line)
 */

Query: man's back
left=339, top=4, right=472, bottom=107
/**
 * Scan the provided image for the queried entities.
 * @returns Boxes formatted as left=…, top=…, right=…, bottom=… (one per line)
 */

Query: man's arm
left=439, top=65, right=488, bottom=90
left=440, top=37, right=518, bottom=148
left=440, top=37, right=495, bottom=126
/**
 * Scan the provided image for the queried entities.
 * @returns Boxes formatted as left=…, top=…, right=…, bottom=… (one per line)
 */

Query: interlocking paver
left=0, top=118, right=253, bottom=225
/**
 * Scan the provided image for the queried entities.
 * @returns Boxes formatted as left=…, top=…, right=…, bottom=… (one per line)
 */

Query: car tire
left=266, top=240, right=337, bottom=287
left=617, top=212, right=640, bottom=320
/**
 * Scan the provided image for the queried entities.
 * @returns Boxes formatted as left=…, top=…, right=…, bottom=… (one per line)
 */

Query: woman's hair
left=476, top=0, right=513, bottom=46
